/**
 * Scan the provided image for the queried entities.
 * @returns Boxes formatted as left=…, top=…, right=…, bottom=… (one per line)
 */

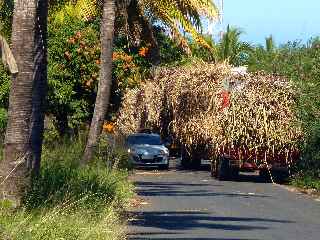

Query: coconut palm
left=0, top=0, right=48, bottom=204
left=78, top=0, right=219, bottom=55
left=218, top=25, right=253, bottom=66
left=82, top=0, right=116, bottom=163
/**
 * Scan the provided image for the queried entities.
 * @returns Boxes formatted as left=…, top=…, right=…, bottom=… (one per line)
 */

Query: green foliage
left=0, top=107, right=7, bottom=135
left=0, top=63, right=10, bottom=108
left=265, top=35, right=275, bottom=53
left=23, top=138, right=133, bottom=210
left=48, top=4, right=101, bottom=132
left=96, top=133, right=132, bottom=170
left=190, top=34, right=215, bottom=62
left=47, top=3, right=154, bottom=133
left=112, top=46, right=151, bottom=92
left=217, top=25, right=253, bottom=66
left=0, top=203, right=126, bottom=240
left=291, top=170, right=320, bottom=191
left=154, top=28, right=187, bottom=65
left=0, top=0, right=13, bottom=39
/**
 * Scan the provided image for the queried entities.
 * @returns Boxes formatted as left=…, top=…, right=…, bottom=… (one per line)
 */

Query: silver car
left=126, top=133, right=169, bottom=170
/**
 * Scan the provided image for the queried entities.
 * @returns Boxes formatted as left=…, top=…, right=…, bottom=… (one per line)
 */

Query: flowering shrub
left=47, top=4, right=152, bottom=134
left=112, top=48, right=151, bottom=91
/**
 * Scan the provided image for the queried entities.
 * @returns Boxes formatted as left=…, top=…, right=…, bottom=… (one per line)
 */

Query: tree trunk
left=31, top=0, right=48, bottom=174
left=82, top=0, right=115, bottom=164
left=0, top=0, right=47, bottom=205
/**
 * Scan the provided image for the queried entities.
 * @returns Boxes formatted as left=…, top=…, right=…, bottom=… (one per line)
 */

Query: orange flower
left=95, top=59, right=101, bottom=65
left=112, top=52, right=119, bottom=61
left=103, top=122, right=114, bottom=133
left=138, top=47, right=149, bottom=57
left=124, top=55, right=133, bottom=62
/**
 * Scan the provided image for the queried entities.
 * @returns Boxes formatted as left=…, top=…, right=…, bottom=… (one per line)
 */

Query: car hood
left=129, top=144, right=168, bottom=155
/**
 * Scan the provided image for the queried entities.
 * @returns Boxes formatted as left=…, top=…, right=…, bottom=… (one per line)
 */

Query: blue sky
left=214, top=0, right=320, bottom=45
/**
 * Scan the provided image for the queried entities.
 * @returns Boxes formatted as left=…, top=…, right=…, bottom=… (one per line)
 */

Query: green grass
left=291, top=171, right=320, bottom=192
left=0, top=204, right=126, bottom=240
left=0, top=136, right=133, bottom=240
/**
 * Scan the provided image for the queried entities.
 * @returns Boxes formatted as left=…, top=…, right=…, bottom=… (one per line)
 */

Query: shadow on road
left=134, top=181, right=271, bottom=198
left=129, top=236, right=260, bottom=240
left=128, top=211, right=292, bottom=239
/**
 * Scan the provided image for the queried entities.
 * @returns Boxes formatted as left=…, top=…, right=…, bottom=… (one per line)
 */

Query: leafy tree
left=47, top=5, right=101, bottom=135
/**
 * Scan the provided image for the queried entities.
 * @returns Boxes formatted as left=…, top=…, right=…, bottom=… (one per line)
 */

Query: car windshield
left=127, top=135, right=162, bottom=145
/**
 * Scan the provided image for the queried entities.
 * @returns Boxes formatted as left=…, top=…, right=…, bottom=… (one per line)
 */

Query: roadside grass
left=0, top=136, right=134, bottom=240
left=290, top=171, right=320, bottom=193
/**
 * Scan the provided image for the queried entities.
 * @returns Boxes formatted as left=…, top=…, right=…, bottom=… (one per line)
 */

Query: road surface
left=128, top=166, right=320, bottom=240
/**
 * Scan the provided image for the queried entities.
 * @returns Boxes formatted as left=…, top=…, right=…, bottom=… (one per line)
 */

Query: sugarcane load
left=116, top=62, right=303, bottom=181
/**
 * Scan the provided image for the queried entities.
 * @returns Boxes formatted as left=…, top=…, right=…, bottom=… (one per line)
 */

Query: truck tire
left=272, top=169, right=289, bottom=183
left=230, top=167, right=240, bottom=180
left=259, top=169, right=271, bottom=182
left=217, top=157, right=231, bottom=181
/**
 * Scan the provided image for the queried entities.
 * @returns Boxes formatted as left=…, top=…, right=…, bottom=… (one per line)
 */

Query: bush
left=291, top=170, right=320, bottom=191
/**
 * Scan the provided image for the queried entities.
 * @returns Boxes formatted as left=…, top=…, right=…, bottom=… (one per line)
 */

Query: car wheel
left=217, top=157, right=231, bottom=181
left=159, top=164, right=169, bottom=170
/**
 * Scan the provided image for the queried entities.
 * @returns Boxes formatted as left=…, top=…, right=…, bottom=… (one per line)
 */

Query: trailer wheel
left=259, top=169, right=271, bottom=182
left=217, top=157, right=231, bottom=181
left=272, top=169, right=289, bottom=183
left=230, top=168, right=240, bottom=180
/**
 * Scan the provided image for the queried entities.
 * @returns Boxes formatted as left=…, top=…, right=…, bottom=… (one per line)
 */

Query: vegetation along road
left=128, top=166, right=320, bottom=240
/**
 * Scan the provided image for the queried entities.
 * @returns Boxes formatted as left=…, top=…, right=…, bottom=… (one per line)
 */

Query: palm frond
left=139, top=0, right=218, bottom=53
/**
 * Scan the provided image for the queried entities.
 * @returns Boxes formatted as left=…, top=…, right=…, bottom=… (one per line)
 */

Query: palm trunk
left=0, top=0, right=47, bottom=205
left=82, top=0, right=116, bottom=164
left=31, top=0, right=48, bottom=174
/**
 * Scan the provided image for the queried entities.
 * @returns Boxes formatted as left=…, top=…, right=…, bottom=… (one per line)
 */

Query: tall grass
left=0, top=135, right=133, bottom=240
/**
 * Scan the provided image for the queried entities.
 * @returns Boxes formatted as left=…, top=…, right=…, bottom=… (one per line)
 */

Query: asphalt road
left=128, top=165, right=320, bottom=240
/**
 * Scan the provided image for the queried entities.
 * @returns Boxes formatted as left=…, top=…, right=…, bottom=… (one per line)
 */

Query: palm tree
left=218, top=25, right=252, bottom=66
left=0, top=0, right=48, bottom=204
left=265, top=35, right=275, bottom=53
left=82, top=0, right=116, bottom=163
left=31, top=0, right=48, bottom=174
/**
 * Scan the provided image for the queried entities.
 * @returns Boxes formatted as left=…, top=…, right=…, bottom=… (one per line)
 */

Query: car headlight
left=160, top=149, right=169, bottom=155
left=128, top=148, right=136, bottom=154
